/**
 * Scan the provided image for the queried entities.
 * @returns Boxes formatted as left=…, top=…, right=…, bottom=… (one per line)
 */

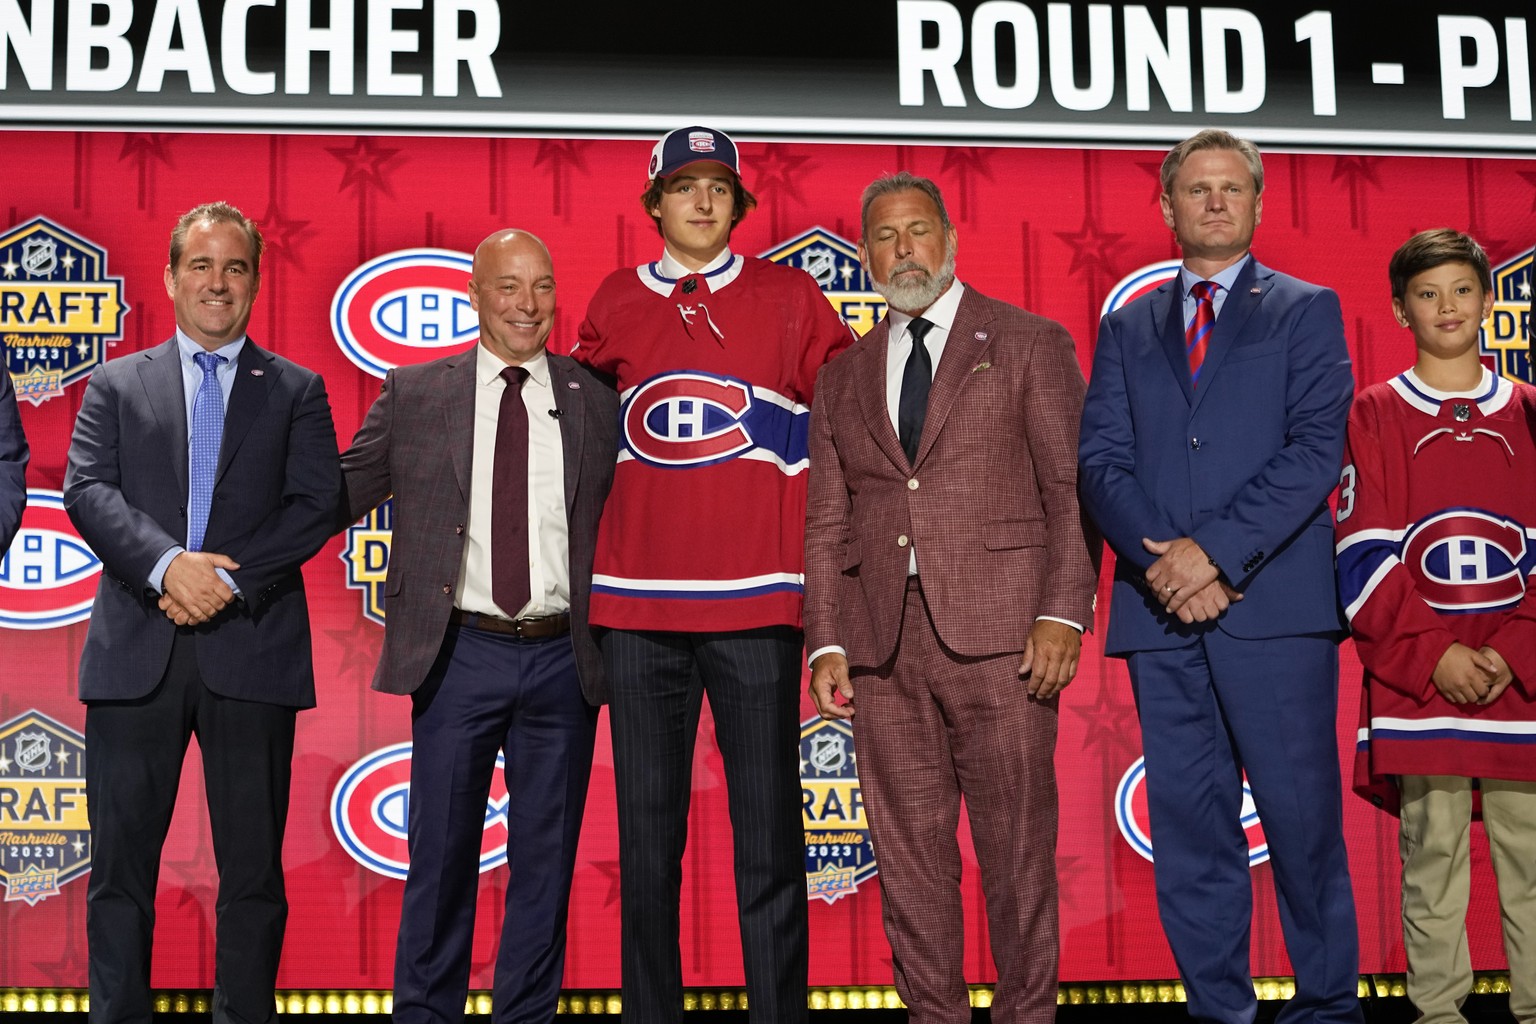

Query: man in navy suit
left=1079, top=130, right=1362, bottom=1024
left=0, top=368, right=26, bottom=553
left=340, top=229, right=617, bottom=1023
left=64, top=202, right=340, bottom=1024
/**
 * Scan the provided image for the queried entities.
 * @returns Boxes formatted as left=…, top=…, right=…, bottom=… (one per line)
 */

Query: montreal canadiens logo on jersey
left=0, top=709, right=90, bottom=906
left=1102, top=260, right=1183, bottom=318
left=0, top=217, right=129, bottom=405
left=620, top=370, right=809, bottom=473
left=0, top=490, right=100, bottom=630
left=1114, top=756, right=1270, bottom=867
left=330, top=742, right=510, bottom=880
left=800, top=717, right=876, bottom=903
left=1402, top=508, right=1534, bottom=613
left=1480, top=245, right=1532, bottom=382
left=331, top=249, right=478, bottom=378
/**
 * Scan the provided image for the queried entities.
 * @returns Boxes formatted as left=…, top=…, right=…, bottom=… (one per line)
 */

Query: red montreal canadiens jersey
left=574, top=254, right=854, bottom=631
left=1336, top=369, right=1536, bottom=812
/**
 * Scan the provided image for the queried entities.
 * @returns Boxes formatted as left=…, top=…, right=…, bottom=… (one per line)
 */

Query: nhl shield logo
left=14, top=731, right=51, bottom=773
left=0, top=710, right=91, bottom=906
left=808, top=731, right=846, bottom=774
left=0, top=217, right=129, bottom=405
left=761, top=228, right=885, bottom=338
left=800, top=717, right=877, bottom=904
left=1480, top=245, right=1533, bottom=382
left=21, top=237, right=56, bottom=277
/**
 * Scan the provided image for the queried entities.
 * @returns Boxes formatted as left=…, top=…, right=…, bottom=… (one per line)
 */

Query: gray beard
left=873, top=248, right=957, bottom=314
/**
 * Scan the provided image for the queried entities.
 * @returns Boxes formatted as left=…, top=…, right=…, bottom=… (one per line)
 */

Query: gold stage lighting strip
left=0, top=975, right=1516, bottom=1014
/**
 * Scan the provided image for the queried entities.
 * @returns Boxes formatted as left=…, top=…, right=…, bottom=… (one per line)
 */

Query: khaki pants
left=1399, top=775, right=1536, bottom=1024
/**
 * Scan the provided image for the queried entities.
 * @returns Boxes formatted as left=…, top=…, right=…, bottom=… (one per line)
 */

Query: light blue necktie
left=188, top=351, right=226, bottom=552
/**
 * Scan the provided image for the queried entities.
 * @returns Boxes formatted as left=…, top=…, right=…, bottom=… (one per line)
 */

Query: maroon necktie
left=1186, top=280, right=1218, bottom=387
left=492, top=366, right=530, bottom=617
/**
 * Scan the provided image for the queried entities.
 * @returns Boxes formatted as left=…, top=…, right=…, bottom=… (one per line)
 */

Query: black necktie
left=897, top=317, right=936, bottom=465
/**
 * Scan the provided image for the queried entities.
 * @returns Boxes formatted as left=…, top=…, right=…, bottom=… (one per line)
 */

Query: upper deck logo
left=761, top=228, right=885, bottom=337
left=341, top=498, right=393, bottom=626
left=1114, top=756, right=1269, bottom=867
left=0, top=489, right=101, bottom=630
left=0, top=710, right=90, bottom=906
left=800, top=717, right=876, bottom=904
left=1480, top=246, right=1533, bottom=382
left=1, top=217, right=129, bottom=405
left=1102, top=260, right=1184, bottom=318
left=331, top=742, right=510, bottom=879
left=332, top=249, right=478, bottom=379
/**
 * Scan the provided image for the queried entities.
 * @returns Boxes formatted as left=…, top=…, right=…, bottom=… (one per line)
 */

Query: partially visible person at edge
left=572, top=125, right=854, bottom=1023
left=1339, top=228, right=1536, bottom=1024
left=0, top=365, right=27, bottom=554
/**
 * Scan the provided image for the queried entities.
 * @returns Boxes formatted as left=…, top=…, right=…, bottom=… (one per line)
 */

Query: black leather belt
left=450, top=609, right=570, bottom=640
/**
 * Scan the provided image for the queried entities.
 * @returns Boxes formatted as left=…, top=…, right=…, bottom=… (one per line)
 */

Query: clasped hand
left=1142, top=536, right=1242, bottom=624
left=1432, top=642, right=1513, bottom=706
left=158, top=551, right=240, bottom=626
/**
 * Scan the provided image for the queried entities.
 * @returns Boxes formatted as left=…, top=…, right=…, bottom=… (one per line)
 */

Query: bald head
left=468, top=228, right=557, bottom=366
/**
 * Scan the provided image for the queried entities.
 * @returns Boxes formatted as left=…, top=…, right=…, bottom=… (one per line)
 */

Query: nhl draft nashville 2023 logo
left=800, top=717, right=876, bottom=903
left=760, top=227, right=884, bottom=338
left=1, top=217, right=128, bottom=405
left=341, top=498, right=393, bottom=626
left=0, top=710, right=90, bottom=906
left=1480, top=246, right=1533, bottom=382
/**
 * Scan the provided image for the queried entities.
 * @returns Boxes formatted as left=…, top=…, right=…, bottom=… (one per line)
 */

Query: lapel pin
left=1250, top=287, right=1262, bottom=294
left=567, top=381, right=580, bottom=389
left=250, top=369, right=264, bottom=376
left=975, top=331, right=988, bottom=340
left=972, top=362, right=992, bottom=373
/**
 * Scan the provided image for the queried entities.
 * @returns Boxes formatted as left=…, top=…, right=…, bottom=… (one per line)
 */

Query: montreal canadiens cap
left=647, top=126, right=740, bottom=180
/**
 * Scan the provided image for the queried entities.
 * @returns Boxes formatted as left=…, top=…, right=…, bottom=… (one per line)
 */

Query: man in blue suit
left=0, top=368, right=27, bottom=553
left=64, top=202, right=340, bottom=1024
left=1079, top=130, right=1362, bottom=1024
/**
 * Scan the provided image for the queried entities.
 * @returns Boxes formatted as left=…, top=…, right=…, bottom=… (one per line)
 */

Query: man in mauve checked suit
left=804, top=172, right=1098, bottom=1024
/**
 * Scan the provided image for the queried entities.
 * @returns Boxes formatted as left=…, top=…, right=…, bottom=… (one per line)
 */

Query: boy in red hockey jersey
left=1336, top=229, right=1536, bottom=1024
left=573, top=125, right=853, bottom=1023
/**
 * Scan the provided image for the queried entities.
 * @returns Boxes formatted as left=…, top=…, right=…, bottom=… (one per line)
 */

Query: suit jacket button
left=897, top=535, right=909, bottom=548
left=907, top=478, right=919, bottom=490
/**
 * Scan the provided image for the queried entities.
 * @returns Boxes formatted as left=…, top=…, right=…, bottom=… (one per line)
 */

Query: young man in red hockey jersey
left=1337, top=228, right=1536, bottom=1024
left=574, top=126, right=853, bottom=1023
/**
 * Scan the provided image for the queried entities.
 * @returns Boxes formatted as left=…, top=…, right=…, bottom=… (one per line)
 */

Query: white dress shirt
left=455, top=343, right=569, bottom=619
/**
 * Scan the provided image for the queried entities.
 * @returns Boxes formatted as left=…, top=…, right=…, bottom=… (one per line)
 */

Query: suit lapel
left=852, top=322, right=910, bottom=472
left=548, top=356, right=585, bottom=511
left=217, top=341, right=277, bottom=483
left=1190, top=259, right=1267, bottom=415
left=913, top=290, right=991, bottom=467
left=136, top=339, right=189, bottom=497
left=1154, top=284, right=1195, bottom=407
left=441, top=350, right=477, bottom=501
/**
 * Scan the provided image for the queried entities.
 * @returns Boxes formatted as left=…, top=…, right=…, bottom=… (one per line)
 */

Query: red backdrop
left=1, top=130, right=1534, bottom=990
